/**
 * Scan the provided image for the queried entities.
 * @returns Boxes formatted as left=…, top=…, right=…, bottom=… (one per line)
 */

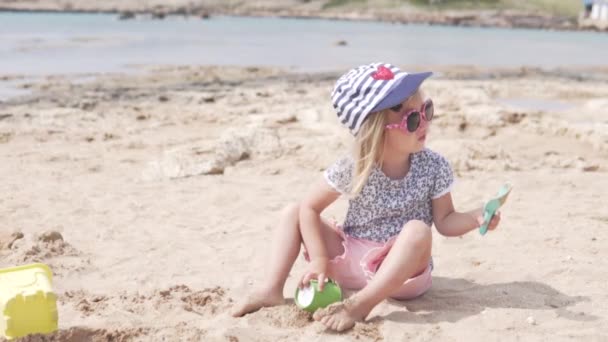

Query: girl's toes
left=338, top=319, right=354, bottom=332
left=323, top=315, right=335, bottom=328
left=331, top=319, right=341, bottom=331
left=313, top=308, right=326, bottom=321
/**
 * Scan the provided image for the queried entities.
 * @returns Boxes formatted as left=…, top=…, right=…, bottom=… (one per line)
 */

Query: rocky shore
left=0, top=0, right=604, bottom=32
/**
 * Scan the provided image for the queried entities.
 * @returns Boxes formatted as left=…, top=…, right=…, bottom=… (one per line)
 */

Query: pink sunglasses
left=385, top=99, right=434, bottom=133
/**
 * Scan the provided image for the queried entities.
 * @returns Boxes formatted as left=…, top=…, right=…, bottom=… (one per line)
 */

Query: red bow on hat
left=372, top=66, right=394, bottom=80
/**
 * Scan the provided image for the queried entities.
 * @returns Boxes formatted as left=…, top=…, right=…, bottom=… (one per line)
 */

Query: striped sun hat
left=331, top=62, right=432, bottom=135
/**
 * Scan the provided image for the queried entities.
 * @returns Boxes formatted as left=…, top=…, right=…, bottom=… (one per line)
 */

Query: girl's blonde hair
left=348, top=90, right=423, bottom=196
left=349, top=110, right=388, bottom=196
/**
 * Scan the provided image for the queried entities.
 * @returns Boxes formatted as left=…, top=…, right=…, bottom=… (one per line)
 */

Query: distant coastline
left=0, top=3, right=606, bottom=33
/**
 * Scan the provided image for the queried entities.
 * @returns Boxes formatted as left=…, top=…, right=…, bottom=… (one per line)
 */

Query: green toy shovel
left=479, top=184, right=512, bottom=236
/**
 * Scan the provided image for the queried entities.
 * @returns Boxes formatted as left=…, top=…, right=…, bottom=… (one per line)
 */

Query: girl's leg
left=232, top=203, right=344, bottom=317
left=313, top=220, right=432, bottom=331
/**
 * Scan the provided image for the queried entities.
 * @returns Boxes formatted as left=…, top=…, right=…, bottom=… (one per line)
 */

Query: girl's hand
left=300, top=257, right=330, bottom=291
left=477, top=211, right=501, bottom=232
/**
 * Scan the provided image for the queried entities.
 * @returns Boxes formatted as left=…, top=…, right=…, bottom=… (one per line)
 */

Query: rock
left=40, top=231, right=64, bottom=243
left=118, top=11, right=135, bottom=20
left=1, top=231, right=24, bottom=249
left=582, top=164, right=599, bottom=172
left=500, top=111, right=526, bottom=124
left=215, top=127, right=282, bottom=160
left=143, top=148, right=226, bottom=180
left=103, top=133, right=118, bottom=141
left=8, top=232, right=24, bottom=249
left=152, top=11, right=166, bottom=20
left=174, top=7, right=190, bottom=16
left=215, top=136, right=251, bottom=165
left=201, top=96, right=215, bottom=103
left=79, top=101, right=97, bottom=111
left=275, top=114, right=298, bottom=124
left=458, top=121, right=468, bottom=131
left=335, top=40, right=348, bottom=46
left=526, top=316, right=537, bottom=325
left=142, top=127, right=281, bottom=180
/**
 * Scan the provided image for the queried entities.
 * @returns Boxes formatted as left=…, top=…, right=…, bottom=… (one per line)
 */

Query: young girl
left=232, top=62, right=501, bottom=331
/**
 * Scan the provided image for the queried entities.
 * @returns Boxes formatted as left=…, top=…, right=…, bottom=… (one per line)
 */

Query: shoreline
left=4, top=64, right=608, bottom=105
left=3, top=64, right=608, bottom=84
left=0, top=5, right=606, bottom=33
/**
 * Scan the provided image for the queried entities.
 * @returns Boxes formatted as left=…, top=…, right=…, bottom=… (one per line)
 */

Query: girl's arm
left=432, top=192, right=499, bottom=237
left=299, top=178, right=341, bottom=284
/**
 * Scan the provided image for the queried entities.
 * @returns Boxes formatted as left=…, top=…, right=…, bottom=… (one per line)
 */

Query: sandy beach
left=0, top=62, right=607, bottom=341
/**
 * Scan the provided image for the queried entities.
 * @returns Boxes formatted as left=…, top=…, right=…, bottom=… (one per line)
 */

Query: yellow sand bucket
left=0, top=263, right=58, bottom=340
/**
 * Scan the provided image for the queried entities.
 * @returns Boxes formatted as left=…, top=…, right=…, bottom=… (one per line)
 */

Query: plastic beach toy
left=0, top=263, right=58, bottom=340
left=295, top=279, right=342, bottom=312
left=479, top=184, right=513, bottom=236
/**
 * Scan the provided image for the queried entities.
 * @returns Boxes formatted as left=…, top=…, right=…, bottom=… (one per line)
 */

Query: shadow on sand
left=379, top=277, right=595, bottom=324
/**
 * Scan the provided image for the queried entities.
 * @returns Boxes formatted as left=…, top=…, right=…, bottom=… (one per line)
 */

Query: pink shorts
left=304, top=225, right=432, bottom=300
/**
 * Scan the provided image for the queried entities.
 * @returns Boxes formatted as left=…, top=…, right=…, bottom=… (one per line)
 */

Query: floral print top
left=324, top=148, right=454, bottom=243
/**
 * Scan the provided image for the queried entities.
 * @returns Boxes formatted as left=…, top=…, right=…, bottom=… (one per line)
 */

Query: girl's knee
left=282, top=202, right=300, bottom=218
left=400, top=220, right=432, bottom=249
left=280, top=202, right=303, bottom=231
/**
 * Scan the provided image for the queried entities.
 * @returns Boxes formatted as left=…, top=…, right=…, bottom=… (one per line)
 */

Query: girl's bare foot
left=231, top=289, right=285, bottom=317
left=312, top=297, right=371, bottom=332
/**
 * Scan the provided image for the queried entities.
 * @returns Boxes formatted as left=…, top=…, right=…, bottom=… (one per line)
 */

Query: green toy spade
left=479, top=184, right=512, bottom=236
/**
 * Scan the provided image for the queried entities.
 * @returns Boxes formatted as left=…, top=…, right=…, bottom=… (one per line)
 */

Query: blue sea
left=1, top=12, right=608, bottom=76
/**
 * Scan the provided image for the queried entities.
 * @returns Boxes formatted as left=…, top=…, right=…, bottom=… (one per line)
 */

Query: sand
left=1, top=64, right=607, bottom=341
